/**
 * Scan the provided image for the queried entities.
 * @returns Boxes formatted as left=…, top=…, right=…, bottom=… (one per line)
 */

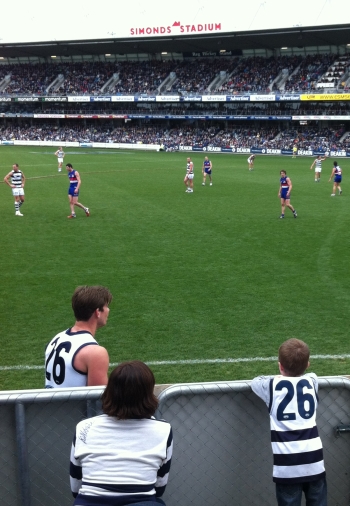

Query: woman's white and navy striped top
left=70, top=414, right=173, bottom=503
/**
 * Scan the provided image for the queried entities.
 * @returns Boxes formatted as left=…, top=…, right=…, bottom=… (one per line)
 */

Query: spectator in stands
left=251, top=338, right=327, bottom=506
left=70, top=360, right=173, bottom=506
left=45, top=285, right=112, bottom=388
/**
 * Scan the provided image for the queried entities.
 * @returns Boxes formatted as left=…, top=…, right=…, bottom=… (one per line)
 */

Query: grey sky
left=0, top=0, right=347, bottom=44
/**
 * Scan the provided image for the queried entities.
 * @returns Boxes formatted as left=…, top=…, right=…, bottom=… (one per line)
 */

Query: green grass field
left=0, top=146, right=349, bottom=390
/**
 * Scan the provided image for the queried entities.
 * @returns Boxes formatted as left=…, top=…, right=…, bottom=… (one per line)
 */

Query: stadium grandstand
left=0, top=23, right=350, bottom=155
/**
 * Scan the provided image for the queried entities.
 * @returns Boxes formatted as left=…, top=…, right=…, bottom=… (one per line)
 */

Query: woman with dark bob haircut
left=70, top=361, right=173, bottom=506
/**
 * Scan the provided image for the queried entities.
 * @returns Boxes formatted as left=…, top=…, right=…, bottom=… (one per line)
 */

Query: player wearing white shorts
left=184, top=157, right=194, bottom=193
left=4, top=164, right=25, bottom=216
left=247, top=154, right=255, bottom=171
left=310, top=155, right=326, bottom=182
left=55, top=147, right=65, bottom=172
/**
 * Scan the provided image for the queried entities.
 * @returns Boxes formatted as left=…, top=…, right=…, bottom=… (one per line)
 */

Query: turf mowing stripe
left=2, top=354, right=350, bottom=371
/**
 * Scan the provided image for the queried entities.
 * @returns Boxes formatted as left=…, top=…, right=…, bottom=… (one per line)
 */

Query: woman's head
left=101, top=360, right=158, bottom=419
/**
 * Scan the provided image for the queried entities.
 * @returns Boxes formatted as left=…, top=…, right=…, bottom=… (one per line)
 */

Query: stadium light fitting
left=219, top=49, right=226, bottom=53
left=281, top=47, right=288, bottom=49
left=105, top=53, right=111, bottom=56
left=51, top=55, right=56, bottom=58
left=161, top=52, right=167, bottom=55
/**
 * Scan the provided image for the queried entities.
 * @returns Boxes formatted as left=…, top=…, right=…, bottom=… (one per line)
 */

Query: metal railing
left=0, top=377, right=350, bottom=506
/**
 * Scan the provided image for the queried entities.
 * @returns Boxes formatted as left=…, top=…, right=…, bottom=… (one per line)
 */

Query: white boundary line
left=2, top=354, right=350, bottom=372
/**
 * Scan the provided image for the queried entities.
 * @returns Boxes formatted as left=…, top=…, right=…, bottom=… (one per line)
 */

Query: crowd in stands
left=284, top=54, right=336, bottom=92
left=1, top=123, right=349, bottom=150
left=167, top=59, right=239, bottom=94
left=110, top=61, right=174, bottom=94
left=218, top=55, right=303, bottom=93
left=0, top=53, right=349, bottom=96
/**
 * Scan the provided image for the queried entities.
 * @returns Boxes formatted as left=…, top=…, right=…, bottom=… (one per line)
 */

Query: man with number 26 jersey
left=251, top=338, right=327, bottom=506
left=45, top=286, right=112, bottom=388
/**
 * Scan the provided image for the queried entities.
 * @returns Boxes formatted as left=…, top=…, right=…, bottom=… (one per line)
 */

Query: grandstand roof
left=0, top=24, right=349, bottom=59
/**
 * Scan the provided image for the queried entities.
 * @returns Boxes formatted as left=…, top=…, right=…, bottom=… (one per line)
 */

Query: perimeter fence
left=0, top=377, right=350, bottom=506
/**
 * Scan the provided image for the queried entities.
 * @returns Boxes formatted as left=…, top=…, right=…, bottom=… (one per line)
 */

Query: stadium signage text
left=233, top=148, right=251, bottom=153
left=204, top=146, right=221, bottom=151
left=330, top=150, right=346, bottom=157
left=111, top=96, right=135, bottom=102
left=130, top=22, right=222, bottom=36
left=4, top=94, right=350, bottom=104
left=16, top=97, right=40, bottom=102
left=298, top=149, right=313, bottom=156
left=301, top=94, right=350, bottom=101
left=43, top=97, right=67, bottom=102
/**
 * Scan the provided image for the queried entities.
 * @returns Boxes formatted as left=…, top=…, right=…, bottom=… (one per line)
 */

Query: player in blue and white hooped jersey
left=4, top=163, right=26, bottom=216
left=184, top=157, right=194, bottom=193
left=252, top=339, right=327, bottom=506
left=55, top=146, right=65, bottom=172
left=279, top=170, right=297, bottom=219
left=328, top=160, right=342, bottom=196
left=247, top=154, right=255, bottom=171
left=310, top=155, right=326, bottom=182
left=66, top=163, right=90, bottom=218
left=202, top=156, right=212, bottom=186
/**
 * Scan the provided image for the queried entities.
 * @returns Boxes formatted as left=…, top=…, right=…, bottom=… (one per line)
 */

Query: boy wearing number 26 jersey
left=45, top=286, right=112, bottom=389
left=251, top=339, right=327, bottom=506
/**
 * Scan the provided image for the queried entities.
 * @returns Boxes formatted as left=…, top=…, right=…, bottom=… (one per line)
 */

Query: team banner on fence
left=2, top=93, right=350, bottom=103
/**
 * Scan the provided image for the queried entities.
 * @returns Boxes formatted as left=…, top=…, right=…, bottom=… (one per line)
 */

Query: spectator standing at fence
left=247, top=154, right=255, bottom=171
left=45, top=285, right=112, bottom=388
left=66, top=163, right=90, bottom=218
left=329, top=160, right=342, bottom=196
left=55, top=146, right=65, bottom=172
left=251, top=338, right=327, bottom=506
left=310, top=155, right=326, bottom=182
left=278, top=170, right=297, bottom=219
left=4, top=163, right=26, bottom=216
left=70, top=360, right=173, bottom=506
left=202, top=156, right=213, bottom=186
left=184, top=157, right=194, bottom=193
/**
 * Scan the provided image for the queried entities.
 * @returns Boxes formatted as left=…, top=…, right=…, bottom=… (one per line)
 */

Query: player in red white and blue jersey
left=202, top=156, right=213, bottom=186
left=66, top=163, right=90, bottom=218
left=328, top=160, right=342, bottom=196
left=279, top=170, right=297, bottom=219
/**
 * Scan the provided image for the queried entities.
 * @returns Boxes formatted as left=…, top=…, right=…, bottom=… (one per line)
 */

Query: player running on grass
left=329, top=160, right=342, bottom=196
left=279, top=170, right=297, bottom=219
left=66, top=163, right=90, bottom=218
